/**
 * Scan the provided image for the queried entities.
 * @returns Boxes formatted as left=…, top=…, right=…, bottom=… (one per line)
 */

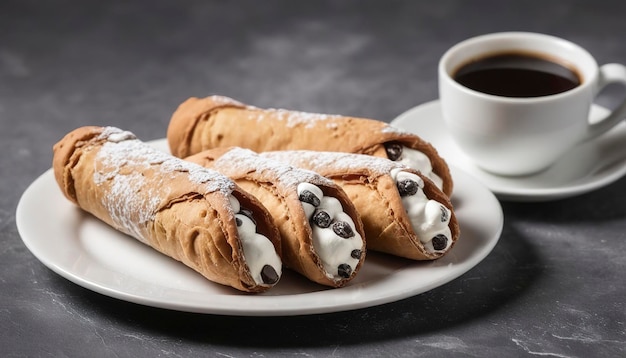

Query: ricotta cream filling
left=394, top=146, right=444, bottom=191
left=297, top=183, right=363, bottom=280
left=391, top=168, right=452, bottom=253
left=230, top=196, right=282, bottom=286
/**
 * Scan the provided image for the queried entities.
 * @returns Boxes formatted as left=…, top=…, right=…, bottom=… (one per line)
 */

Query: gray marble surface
left=2, top=1, right=626, bottom=357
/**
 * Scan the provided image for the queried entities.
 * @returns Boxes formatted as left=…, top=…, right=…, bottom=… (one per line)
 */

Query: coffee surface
left=453, top=52, right=581, bottom=97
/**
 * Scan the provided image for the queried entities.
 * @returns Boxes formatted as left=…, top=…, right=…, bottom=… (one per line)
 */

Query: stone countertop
left=2, top=1, right=625, bottom=357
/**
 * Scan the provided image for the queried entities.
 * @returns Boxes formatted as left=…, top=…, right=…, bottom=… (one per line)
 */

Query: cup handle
left=587, top=63, right=626, bottom=140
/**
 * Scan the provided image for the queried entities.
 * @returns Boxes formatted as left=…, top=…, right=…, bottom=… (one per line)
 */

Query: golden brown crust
left=167, top=95, right=453, bottom=196
left=167, top=96, right=246, bottom=159
left=52, top=126, right=103, bottom=204
left=185, top=147, right=366, bottom=287
left=52, top=126, right=281, bottom=293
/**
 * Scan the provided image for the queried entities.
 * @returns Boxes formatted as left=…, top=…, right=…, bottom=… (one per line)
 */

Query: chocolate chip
left=385, top=142, right=403, bottom=161
left=332, top=221, right=355, bottom=238
left=337, top=263, right=352, bottom=278
left=239, top=208, right=256, bottom=225
left=261, top=265, right=279, bottom=285
left=440, top=205, right=449, bottom=222
left=432, top=234, right=448, bottom=251
left=397, top=179, right=419, bottom=196
left=351, top=249, right=362, bottom=259
left=299, top=190, right=320, bottom=207
left=235, top=217, right=243, bottom=227
left=312, top=210, right=332, bottom=228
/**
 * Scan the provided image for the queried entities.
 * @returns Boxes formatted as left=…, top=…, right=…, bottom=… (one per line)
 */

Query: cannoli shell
left=261, top=151, right=460, bottom=260
left=53, top=126, right=281, bottom=293
left=185, top=147, right=366, bottom=287
left=167, top=95, right=453, bottom=196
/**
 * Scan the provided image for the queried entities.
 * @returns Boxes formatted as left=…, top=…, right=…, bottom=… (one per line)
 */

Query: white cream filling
left=297, top=183, right=363, bottom=280
left=390, top=169, right=452, bottom=253
left=230, top=195, right=282, bottom=285
left=394, top=146, right=443, bottom=190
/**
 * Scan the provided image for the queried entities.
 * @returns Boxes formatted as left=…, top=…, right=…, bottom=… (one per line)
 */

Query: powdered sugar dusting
left=93, top=127, right=235, bottom=242
left=381, top=124, right=411, bottom=135
left=212, top=147, right=336, bottom=189
left=208, top=95, right=245, bottom=107
left=246, top=108, right=343, bottom=129
left=98, top=126, right=136, bottom=142
left=262, top=150, right=408, bottom=176
left=264, top=149, right=443, bottom=191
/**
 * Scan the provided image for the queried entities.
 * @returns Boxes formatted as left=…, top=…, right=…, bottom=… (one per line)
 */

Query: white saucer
left=391, top=100, right=626, bottom=202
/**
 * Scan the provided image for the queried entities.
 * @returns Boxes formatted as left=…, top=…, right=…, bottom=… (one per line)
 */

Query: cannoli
left=185, top=147, right=366, bottom=287
left=261, top=151, right=460, bottom=260
left=52, top=126, right=282, bottom=293
left=167, top=95, right=453, bottom=196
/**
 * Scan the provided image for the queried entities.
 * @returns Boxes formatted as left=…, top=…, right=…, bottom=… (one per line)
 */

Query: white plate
left=16, top=139, right=502, bottom=316
left=391, top=100, right=626, bottom=202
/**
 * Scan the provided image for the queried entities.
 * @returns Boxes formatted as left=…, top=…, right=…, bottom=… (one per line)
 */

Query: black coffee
left=453, top=52, right=581, bottom=97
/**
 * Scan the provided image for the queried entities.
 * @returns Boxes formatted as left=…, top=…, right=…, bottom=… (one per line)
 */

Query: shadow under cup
left=438, top=32, right=603, bottom=176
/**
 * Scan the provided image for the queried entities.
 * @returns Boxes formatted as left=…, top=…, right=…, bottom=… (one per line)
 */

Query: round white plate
left=391, top=100, right=626, bottom=202
left=16, top=139, right=502, bottom=316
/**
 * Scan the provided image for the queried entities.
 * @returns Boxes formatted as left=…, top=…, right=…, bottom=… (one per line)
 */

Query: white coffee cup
left=438, top=32, right=626, bottom=176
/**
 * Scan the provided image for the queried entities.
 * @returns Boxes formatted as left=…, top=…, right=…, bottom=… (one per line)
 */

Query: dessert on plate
left=167, top=95, right=453, bottom=196
left=53, top=126, right=282, bottom=293
left=262, top=150, right=459, bottom=260
left=185, top=147, right=366, bottom=287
